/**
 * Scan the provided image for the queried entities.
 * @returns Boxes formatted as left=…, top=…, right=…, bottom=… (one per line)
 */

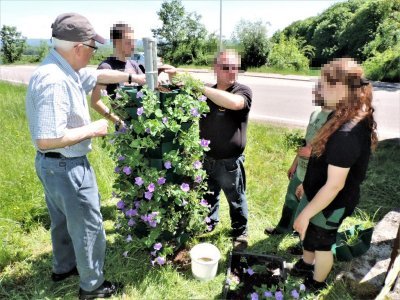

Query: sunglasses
left=219, top=64, right=240, bottom=71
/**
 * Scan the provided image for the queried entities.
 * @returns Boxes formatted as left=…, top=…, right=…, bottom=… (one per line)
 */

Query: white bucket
left=190, top=243, right=221, bottom=281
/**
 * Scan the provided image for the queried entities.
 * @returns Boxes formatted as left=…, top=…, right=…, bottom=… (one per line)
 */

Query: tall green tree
left=1, top=25, right=26, bottom=63
left=232, top=19, right=270, bottom=69
left=152, top=0, right=208, bottom=65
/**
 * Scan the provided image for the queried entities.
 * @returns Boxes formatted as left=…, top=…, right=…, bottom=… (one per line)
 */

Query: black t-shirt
left=98, top=57, right=143, bottom=99
left=303, top=118, right=372, bottom=214
left=200, top=82, right=252, bottom=159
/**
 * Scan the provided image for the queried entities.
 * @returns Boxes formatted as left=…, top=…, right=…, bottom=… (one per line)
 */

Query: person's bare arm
left=203, top=86, right=245, bottom=110
left=91, top=85, right=123, bottom=125
left=36, top=119, right=109, bottom=150
left=95, top=69, right=146, bottom=86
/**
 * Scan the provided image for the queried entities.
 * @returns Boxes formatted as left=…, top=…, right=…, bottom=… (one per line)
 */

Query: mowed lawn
left=0, top=81, right=398, bottom=299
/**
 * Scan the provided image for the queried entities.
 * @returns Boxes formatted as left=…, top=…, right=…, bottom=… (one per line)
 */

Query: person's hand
left=287, top=164, right=297, bottom=179
left=90, top=119, right=108, bottom=137
left=132, top=74, right=146, bottom=86
left=298, top=145, right=312, bottom=158
left=295, top=184, right=304, bottom=200
left=161, top=65, right=177, bottom=82
left=293, top=212, right=310, bottom=241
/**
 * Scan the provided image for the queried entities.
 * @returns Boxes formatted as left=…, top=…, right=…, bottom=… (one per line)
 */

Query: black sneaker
left=304, top=275, right=327, bottom=293
left=79, top=280, right=119, bottom=299
left=264, top=226, right=281, bottom=235
left=290, top=259, right=314, bottom=277
left=232, top=234, right=249, bottom=250
left=51, top=266, right=79, bottom=282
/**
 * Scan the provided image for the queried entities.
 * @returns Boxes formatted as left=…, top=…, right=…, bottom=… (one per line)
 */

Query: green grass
left=0, top=81, right=398, bottom=299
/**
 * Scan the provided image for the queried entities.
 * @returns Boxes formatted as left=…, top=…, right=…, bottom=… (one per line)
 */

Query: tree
left=152, top=0, right=208, bottom=65
left=232, top=19, right=270, bottom=69
left=1, top=25, right=26, bottom=63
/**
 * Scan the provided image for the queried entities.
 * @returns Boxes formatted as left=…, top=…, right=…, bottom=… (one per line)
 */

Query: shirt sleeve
left=79, top=68, right=97, bottom=94
left=234, top=84, right=252, bottom=111
left=326, top=131, right=360, bottom=168
left=34, top=82, right=69, bottom=139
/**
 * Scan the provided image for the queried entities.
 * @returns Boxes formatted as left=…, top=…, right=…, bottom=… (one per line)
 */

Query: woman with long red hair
left=291, top=57, right=378, bottom=292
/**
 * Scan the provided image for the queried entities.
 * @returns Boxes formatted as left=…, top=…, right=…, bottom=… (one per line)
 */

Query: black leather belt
left=42, top=152, right=63, bottom=158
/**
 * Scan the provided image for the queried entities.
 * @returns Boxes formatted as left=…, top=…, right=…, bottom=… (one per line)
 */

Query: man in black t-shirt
left=90, top=23, right=146, bottom=126
left=201, top=50, right=252, bottom=245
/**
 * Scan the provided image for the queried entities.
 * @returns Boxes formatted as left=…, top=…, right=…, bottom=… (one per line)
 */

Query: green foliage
left=268, top=34, right=311, bottom=71
left=232, top=19, right=270, bottom=69
left=89, top=44, right=113, bottom=65
left=283, top=131, right=306, bottom=151
left=0, top=25, right=27, bottom=63
left=152, top=0, right=208, bottom=65
left=108, top=73, right=210, bottom=262
left=363, top=44, right=400, bottom=82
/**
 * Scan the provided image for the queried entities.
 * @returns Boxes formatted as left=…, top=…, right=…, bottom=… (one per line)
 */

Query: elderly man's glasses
left=77, top=43, right=98, bottom=53
left=219, top=64, right=240, bottom=71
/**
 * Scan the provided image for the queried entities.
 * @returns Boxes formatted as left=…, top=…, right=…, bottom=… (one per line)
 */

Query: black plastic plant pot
left=165, top=171, right=184, bottom=184
left=159, top=90, right=179, bottom=107
left=149, top=158, right=163, bottom=170
left=132, top=221, right=150, bottom=238
left=180, top=121, right=193, bottom=132
left=125, top=89, right=143, bottom=106
left=223, top=251, right=286, bottom=300
left=126, top=107, right=139, bottom=120
left=145, top=141, right=180, bottom=159
left=161, top=130, right=176, bottom=143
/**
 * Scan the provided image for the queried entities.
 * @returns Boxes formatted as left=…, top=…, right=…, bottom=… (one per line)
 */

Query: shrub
left=363, top=45, right=400, bottom=82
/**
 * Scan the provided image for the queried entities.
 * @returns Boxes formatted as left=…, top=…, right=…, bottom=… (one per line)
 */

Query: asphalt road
left=1, top=65, right=399, bottom=139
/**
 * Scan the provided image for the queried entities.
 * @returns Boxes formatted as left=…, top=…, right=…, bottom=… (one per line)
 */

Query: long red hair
left=312, top=58, right=378, bottom=157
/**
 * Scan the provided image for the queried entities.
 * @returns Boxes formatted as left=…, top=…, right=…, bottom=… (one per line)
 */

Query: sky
left=0, top=0, right=345, bottom=40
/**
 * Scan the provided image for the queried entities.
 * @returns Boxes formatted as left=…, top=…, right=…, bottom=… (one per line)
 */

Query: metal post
left=143, top=37, right=158, bottom=91
left=219, top=0, right=223, bottom=51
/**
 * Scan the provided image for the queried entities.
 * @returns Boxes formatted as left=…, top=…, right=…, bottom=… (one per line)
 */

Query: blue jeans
left=35, top=152, right=105, bottom=291
left=203, top=154, right=248, bottom=236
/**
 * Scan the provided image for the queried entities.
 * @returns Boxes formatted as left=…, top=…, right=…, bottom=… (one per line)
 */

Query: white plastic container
left=190, top=243, right=221, bottom=281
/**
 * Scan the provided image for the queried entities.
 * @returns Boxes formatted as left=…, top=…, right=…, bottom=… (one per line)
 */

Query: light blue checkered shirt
left=26, top=49, right=97, bottom=157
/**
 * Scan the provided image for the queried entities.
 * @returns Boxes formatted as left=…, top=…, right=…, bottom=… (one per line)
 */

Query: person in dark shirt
left=90, top=23, right=146, bottom=127
left=200, top=49, right=252, bottom=246
left=291, top=58, right=378, bottom=292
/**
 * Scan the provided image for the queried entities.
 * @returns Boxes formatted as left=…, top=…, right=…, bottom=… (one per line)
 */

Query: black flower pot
left=146, top=141, right=180, bottom=159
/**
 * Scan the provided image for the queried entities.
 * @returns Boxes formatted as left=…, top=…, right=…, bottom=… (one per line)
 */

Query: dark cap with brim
left=51, top=12, right=105, bottom=44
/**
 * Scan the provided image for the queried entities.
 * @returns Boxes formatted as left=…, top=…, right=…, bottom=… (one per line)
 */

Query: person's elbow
left=326, top=180, right=346, bottom=193
left=231, top=99, right=246, bottom=110
left=36, top=139, right=51, bottom=150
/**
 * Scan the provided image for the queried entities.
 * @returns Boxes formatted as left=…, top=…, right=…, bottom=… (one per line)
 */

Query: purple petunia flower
left=198, top=95, right=207, bottom=102
left=193, top=160, right=202, bottom=169
left=141, top=215, right=149, bottom=222
left=126, top=235, right=132, bottom=242
left=200, top=199, right=208, bottom=207
left=136, top=91, right=144, bottom=98
left=299, top=284, right=306, bottom=292
left=200, top=139, right=210, bottom=147
left=148, top=183, right=156, bottom=192
left=125, top=208, right=138, bottom=217
left=135, top=177, right=144, bottom=186
left=137, top=107, right=144, bottom=116
left=190, top=108, right=199, bottom=117
left=128, top=219, right=135, bottom=227
left=247, top=268, right=255, bottom=276
left=250, top=293, right=258, bottom=300
left=100, top=89, right=108, bottom=97
left=180, top=183, right=190, bottom=192
left=157, top=177, right=166, bottom=185
left=291, top=289, right=300, bottom=299
left=194, top=175, right=202, bottom=183
left=122, top=251, right=128, bottom=257
left=164, top=161, right=172, bottom=169
left=116, top=200, right=125, bottom=210
left=264, top=291, right=273, bottom=298
left=207, top=225, right=213, bottom=231
left=154, top=243, right=162, bottom=251
left=114, top=166, right=121, bottom=173
left=275, top=291, right=283, bottom=300
left=144, top=191, right=153, bottom=200
left=162, top=116, right=168, bottom=124
left=150, top=250, right=157, bottom=256
left=118, top=155, right=125, bottom=161
left=123, top=166, right=132, bottom=175
left=149, top=220, right=157, bottom=227
left=156, top=256, right=166, bottom=265
left=145, top=127, right=151, bottom=133
left=115, top=92, right=122, bottom=99
left=205, top=216, right=211, bottom=223
left=118, top=126, right=127, bottom=134
left=134, top=201, right=140, bottom=208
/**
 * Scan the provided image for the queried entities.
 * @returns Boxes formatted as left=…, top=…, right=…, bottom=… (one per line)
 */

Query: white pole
left=219, top=0, right=223, bottom=51
left=143, top=37, right=158, bottom=91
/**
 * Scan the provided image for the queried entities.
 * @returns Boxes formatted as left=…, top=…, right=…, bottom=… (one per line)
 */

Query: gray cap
left=51, top=13, right=105, bottom=44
